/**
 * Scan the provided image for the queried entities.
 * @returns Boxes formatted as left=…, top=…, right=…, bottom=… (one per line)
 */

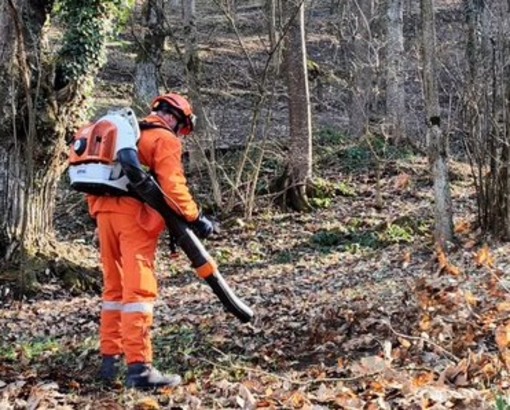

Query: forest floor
left=1, top=148, right=510, bottom=409
left=2, top=1, right=510, bottom=408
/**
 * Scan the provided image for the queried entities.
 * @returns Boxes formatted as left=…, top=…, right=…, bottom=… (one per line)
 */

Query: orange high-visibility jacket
left=88, top=115, right=200, bottom=224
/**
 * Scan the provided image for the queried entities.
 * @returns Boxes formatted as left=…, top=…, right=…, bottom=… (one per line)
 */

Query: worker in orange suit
left=88, top=93, right=213, bottom=389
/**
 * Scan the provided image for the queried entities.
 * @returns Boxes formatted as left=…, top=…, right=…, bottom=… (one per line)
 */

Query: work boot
left=126, top=363, right=182, bottom=390
left=99, top=355, right=122, bottom=383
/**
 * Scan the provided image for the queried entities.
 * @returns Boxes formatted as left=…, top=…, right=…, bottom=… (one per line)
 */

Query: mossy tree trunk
left=0, top=0, right=119, bottom=292
left=0, top=0, right=60, bottom=270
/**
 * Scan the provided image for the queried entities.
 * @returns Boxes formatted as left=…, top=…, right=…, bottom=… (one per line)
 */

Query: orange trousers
left=97, top=211, right=162, bottom=364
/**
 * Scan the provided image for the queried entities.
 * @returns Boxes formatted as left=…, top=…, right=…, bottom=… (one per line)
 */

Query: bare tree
left=341, top=0, right=384, bottom=139
left=420, top=0, right=453, bottom=245
left=465, top=0, right=484, bottom=82
left=133, top=0, right=166, bottom=111
left=462, top=0, right=510, bottom=238
left=184, top=0, right=204, bottom=169
left=168, top=0, right=181, bottom=10
left=169, top=0, right=222, bottom=206
left=348, top=0, right=372, bottom=139
left=277, top=0, right=313, bottom=211
left=265, top=0, right=281, bottom=51
left=385, top=0, right=406, bottom=142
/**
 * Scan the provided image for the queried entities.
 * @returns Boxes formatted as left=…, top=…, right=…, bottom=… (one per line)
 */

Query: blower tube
left=118, top=148, right=254, bottom=323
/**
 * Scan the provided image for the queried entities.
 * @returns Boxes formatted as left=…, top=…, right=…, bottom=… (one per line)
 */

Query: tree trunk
left=226, top=0, right=238, bottom=24
left=0, top=0, right=57, bottom=266
left=184, top=0, right=203, bottom=171
left=420, top=0, right=453, bottom=245
left=465, top=0, right=484, bottom=82
left=0, top=0, right=117, bottom=294
left=347, top=0, right=374, bottom=139
left=182, top=0, right=222, bottom=206
left=134, top=0, right=166, bottom=112
left=485, top=0, right=510, bottom=238
left=265, top=0, right=283, bottom=71
left=386, top=0, right=406, bottom=142
left=266, top=0, right=280, bottom=50
left=279, top=0, right=313, bottom=211
left=168, top=0, right=181, bottom=11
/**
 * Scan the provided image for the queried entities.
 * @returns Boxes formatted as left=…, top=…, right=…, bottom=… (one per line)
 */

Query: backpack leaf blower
left=117, top=148, right=254, bottom=323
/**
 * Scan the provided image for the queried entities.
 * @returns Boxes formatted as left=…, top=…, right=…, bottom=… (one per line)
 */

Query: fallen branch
left=194, top=348, right=440, bottom=386
left=383, top=319, right=460, bottom=363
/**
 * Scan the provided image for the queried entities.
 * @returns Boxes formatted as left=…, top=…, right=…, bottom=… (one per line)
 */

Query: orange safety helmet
left=151, top=93, right=196, bottom=136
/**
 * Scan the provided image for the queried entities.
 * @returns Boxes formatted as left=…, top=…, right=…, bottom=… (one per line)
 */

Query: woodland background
left=1, top=0, right=510, bottom=408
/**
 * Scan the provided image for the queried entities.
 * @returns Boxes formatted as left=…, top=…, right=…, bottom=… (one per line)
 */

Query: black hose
left=118, top=148, right=254, bottom=323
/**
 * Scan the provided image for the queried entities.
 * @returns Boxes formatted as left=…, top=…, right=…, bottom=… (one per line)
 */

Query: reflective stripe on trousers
left=102, top=301, right=123, bottom=311
left=101, top=301, right=153, bottom=314
left=122, top=302, right=153, bottom=314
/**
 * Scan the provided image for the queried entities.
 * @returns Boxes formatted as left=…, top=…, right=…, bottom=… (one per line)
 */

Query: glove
left=191, top=215, right=214, bottom=239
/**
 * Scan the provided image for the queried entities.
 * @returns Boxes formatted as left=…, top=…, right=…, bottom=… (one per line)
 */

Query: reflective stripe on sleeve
left=102, top=301, right=123, bottom=311
left=123, top=302, right=154, bottom=314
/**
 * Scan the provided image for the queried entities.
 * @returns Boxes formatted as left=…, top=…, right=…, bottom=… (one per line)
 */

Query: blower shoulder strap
left=138, top=121, right=172, bottom=132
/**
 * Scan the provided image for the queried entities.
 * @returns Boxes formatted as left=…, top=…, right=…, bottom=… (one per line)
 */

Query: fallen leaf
left=394, top=173, right=411, bottom=191
left=495, top=322, right=510, bottom=350
left=350, top=356, right=387, bottom=376
left=402, top=251, right=412, bottom=268
left=436, top=246, right=448, bottom=270
left=446, top=264, right=461, bottom=276
left=464, top=291, right=479, bottom=307
left=316, top=383, right=335, bottom=402
left=335, top=390, right=365, bottom=409
left=238, top=384, right=257, bottom=410
left=94, top=399, right=124, bottom=410
left=419, top=314, right=432, bottom=331
left=186, top=382, right=199, bottom=395
left=436, top=246, right=461, bottom=276
left=479, top=360, right=498, bottom=381
left=285, top=391, right=309, bottom=408
left=412, top=372, right=435, bottom=388
left=497, top=302, right=510, bottom=312
left=133, top=398, right=160, bottom=410
left=475, top=244, right=495, bottom=268
left=68, top=380, right=80, bottom=390
left=438, top=359, right=468, bottom=386
left=398, top=337, right=412, bottom=349
left=501, top=350, right=510, bottom=370
left=454, top=220, right=471, bottom=234
left=186, top=395, right=202, bottom=410
left=369, top=380, right=386, bottom=393
left=464, top=239, right=477, bottom=249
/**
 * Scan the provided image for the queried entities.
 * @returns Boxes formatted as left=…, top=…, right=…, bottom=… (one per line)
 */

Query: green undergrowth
left=496, top=395, right=510, bottom=410
left=0, top=338, right=61, bottom=363
left=153, top=323, right=249, bottom=384
left=315, top=127, right=416, bottom=172
left=309, top=177, right=356, bottom=209
left=310, top=217, right=430, bottom=254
